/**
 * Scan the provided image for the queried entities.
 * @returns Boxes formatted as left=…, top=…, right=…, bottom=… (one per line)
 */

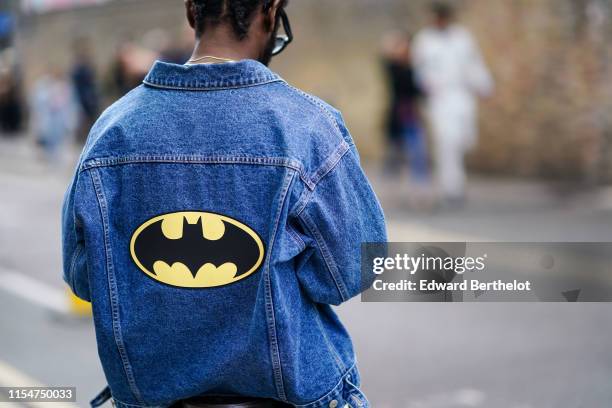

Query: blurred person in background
left=31, top=67, right=77, bottom=163
left=71, top=37, right=100, bottom=144
left=108, top=42, right=131, bottom=98
left=108, top=40, right=157, bottom=99
left=381, top=30, right=431, bottom=208
left=0, top=12, right=23, bottom=136
left=413, top=1, right=493, bottom=207
left=0, top=48, right=24, bottom=135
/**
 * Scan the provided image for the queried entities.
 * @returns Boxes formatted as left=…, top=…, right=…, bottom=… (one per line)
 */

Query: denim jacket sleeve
left=294, top=141, right=387, bottom=306
left=62, top=168, right=91, bottom=302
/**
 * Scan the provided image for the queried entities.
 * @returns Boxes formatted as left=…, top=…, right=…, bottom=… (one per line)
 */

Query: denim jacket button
left=329, top=400, right=338, bottom=408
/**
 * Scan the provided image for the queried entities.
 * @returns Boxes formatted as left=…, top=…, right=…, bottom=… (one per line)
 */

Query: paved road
left=1, top=138, right=611, bottom=407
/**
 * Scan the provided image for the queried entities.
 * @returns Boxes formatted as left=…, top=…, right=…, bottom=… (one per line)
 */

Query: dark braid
left=192, top=0, right=275, bottom=40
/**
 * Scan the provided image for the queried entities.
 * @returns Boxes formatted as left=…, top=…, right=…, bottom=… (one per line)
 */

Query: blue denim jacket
left=62, top=60, right=387, bottom=408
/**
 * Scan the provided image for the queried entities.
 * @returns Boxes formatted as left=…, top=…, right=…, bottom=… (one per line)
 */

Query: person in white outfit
left=413, top=2, right=494, bottom=205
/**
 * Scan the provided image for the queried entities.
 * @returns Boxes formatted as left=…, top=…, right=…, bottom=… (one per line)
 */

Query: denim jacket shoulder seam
left=78, top=119, right=128, bottom=169
left=281, top=83, right=344, bottom=138
left=283, top=84, right=357, bottom=150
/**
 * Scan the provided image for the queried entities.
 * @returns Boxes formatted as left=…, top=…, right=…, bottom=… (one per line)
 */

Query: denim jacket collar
left=143, top=59, right=283, bottom=91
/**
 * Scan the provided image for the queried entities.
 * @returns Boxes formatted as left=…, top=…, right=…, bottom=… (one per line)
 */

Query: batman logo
left=129, top=211, right=265, bottom=288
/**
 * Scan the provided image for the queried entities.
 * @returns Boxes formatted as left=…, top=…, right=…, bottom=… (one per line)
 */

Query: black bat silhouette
left=133, top=216, right=261, bottom=279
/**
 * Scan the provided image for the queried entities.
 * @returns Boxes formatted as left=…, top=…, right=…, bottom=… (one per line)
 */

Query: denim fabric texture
left=62, top=59, right=387, bottom=408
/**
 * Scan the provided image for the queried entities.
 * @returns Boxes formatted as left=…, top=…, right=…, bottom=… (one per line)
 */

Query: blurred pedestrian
left=0, top=71, right=23, bottom=134
left=413, top=2, right=493, bottom=207
left=0, top=47, right=24, bottom=135
left=108, top=41, right=156, bottom=99
left=30, top=68, right=77, bottom=163
left=71, top=38, right=100, bottom=144
left=381, top=31, right=431, bottom=206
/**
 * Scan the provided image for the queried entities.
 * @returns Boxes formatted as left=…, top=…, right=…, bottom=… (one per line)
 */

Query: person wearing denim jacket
left=62, top=1, right=387, bottom=407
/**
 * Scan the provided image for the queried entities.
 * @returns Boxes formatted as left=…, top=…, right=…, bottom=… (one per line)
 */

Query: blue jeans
left=402, top=123, right=430, bottom=184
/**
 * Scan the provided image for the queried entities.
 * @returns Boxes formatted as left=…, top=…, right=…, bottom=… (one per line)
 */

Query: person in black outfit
left=381, top=31, right=431, bottom=193
left=71, top=38, right=100, bottom=144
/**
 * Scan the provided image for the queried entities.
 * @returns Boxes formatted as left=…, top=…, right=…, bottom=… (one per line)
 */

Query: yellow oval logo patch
left=130, top=211, right=265, bottom=288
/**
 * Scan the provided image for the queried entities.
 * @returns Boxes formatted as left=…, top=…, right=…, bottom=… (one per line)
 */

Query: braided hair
left=192, top=0, right=281, bottom=40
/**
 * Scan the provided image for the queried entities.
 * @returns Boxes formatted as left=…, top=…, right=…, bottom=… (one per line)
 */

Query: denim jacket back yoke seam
left=76, top=149, right=352, bottom=405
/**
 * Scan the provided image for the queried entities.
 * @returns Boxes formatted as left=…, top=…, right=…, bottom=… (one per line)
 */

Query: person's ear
left=264, top=0, right=282, bottom=32
left=185, top=0, right=196, bottom=30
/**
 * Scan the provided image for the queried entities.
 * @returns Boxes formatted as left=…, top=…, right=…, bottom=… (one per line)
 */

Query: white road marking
left=0, top=268, right=69, bottom=315
left=0, top=360, right=78, bottom=408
